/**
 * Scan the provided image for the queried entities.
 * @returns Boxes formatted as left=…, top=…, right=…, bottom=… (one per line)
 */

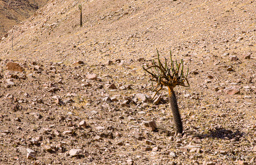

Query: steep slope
left=0, top=0, right=255, bottom=64
left=0, top=0, right=255, bottom=164
left=0, top=0, right=49, bottom=37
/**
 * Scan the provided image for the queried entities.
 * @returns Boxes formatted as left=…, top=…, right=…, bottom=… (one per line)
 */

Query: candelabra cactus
left=143, top=50, right=190, bottom=134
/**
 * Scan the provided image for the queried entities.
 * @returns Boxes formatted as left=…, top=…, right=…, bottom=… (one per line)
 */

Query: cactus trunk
left=168, top=87, right=183, bottom=133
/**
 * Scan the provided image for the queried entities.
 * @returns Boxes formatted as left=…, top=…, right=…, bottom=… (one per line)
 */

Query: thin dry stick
left=143, top=49, right=189, bottom=133
left=79, top=5, right=82, bottom=27
left=12, top=29, right=13, bottom=50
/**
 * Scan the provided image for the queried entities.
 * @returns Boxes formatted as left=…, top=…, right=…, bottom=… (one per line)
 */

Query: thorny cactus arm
left=142, top=50, right=190, bottom=134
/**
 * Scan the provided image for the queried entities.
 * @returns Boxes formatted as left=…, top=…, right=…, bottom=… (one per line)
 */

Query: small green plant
left=143, top=49, right=189, bottom=134
left=78, top=4, right=82, bottom=27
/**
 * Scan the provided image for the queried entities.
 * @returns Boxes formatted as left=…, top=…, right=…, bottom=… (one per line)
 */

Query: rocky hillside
left=0, top=0, right=48, bottom=37
left=0, top=0, right=255, bottom=164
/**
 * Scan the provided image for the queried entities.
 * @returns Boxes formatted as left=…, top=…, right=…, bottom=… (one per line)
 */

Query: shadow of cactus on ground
left=195, top=127, right=244, bottom=140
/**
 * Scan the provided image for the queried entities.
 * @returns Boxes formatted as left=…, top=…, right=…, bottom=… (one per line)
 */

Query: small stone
left=106, top=60, right=114, bottom=65
left=121, top=100, right=130, bottom=107
left=30, top=112, right=42, bottom=119
left=144, top=146, right=152, bottom=151
left=191, top=69, right=199, bottom=75
left=244, top=95, right=252, bottom=99
left=185, top=144, right=202, bottom=149
left=244, top=53, right=251, bottom=59
left=30, top=138, right=40, bottom=145
left=81, top=82, right=92, bottom=87
left=152, top=147, right=159, bottom=152
left=27, top=148, right=36, bottom=159
left=237, top=160, right=248, bottom=165
left=224, top=87, right=240, bottom=95
left=230, top=55, right=239, bottom=61
left=73, top=61, right=84, bottom=65
left=190, top=148, right=200, bottom=153
left=135, top=93, right=148, bottom=102
left=143, top=120, right=157, bottom=131
left=128, top=116, right=135, bottom=121
left=69, top=149, right=83, bottom=157
left=119, top=85, right=127, bottom=90
left=145, top=140, right=155, bottom=145
left=43, top=145, right=54, bottom=152
left=63, top=130, right=72, bottom=135
left=6, top=79, right=15, bottom=87
left=102, top=96, right=111, bottom=102
left=208, top=75, right=214, bottom=79
left=134, top=132, right=145, bottom=141
left=110, top=96, right=119, bottom=102
left=14, top=117, right=21, bottom=122
left=35, top=136, right=42, bottom=141
left=95, top=126, right=105, bottom=130
left=236, top=37, right=243, bottom=42
left=117, top=141, right=124, bottom=146
left=106, top=83, right=117, bottom=89
left=222, top=52, right=229, bottom=57
left=52, top=130, right=60, bottom=136
left=12, top=103, right=21, bottom=112
left=169, top=151, right=176, bottom=158
left=184, top=94, right=191, bottom=98
left=203, top=161, right=215, bottom=165
left=137, top=57, right=145, bottom=62
left=79, top=120, right=87, bottom=128
left=86, top=73, right=97, bottom=80
left=227, top=66, right=234, bottom=71
left=94, top=135, right=102, bottom=141
left=127, top=158, right=133, bottom=165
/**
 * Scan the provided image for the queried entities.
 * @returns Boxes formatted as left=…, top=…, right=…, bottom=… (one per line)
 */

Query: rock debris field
left=0, top=0, right=256, bottom=164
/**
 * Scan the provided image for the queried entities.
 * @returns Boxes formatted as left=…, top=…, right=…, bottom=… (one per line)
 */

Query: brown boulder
left=6, top=62, right=24, bottom=72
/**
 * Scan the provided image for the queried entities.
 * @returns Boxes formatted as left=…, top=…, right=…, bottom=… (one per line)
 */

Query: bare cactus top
left=78, top=4, right=82, bottom=10
left=143, top=49, right=189, bottom=96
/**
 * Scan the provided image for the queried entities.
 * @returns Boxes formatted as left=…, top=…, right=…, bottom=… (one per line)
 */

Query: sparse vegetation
left=143, top=50, right=189, bottom=133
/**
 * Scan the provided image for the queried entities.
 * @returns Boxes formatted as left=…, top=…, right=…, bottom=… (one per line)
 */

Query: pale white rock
left=135, top=93, right=148, bottom=102
left=203, top=161, right=215, bottom=165
left=110, top=96, right=119, bottom=102
left=184, top=94, right=191, bottom=98
left=79, top=120, right=86, bottom=127
left=185, top=144, right=202, bottom=149
left=169, top=151, right=176, bottom=158
left=27, top=148, right=36, bottom=159
left=224, top=87, right=240, bottom=95
left=69, top=149, right=83, bottom=157
left=86, top=73, right=97, bottom=80
left=95, top=126, right=105, bottom=130
left=6, top=79, right=15, bottom=86
left=127, top=158, right=133, bottom=165
left=102, top=96, right=111, bottom=102
left=63, top=130, right=72, bottom=135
